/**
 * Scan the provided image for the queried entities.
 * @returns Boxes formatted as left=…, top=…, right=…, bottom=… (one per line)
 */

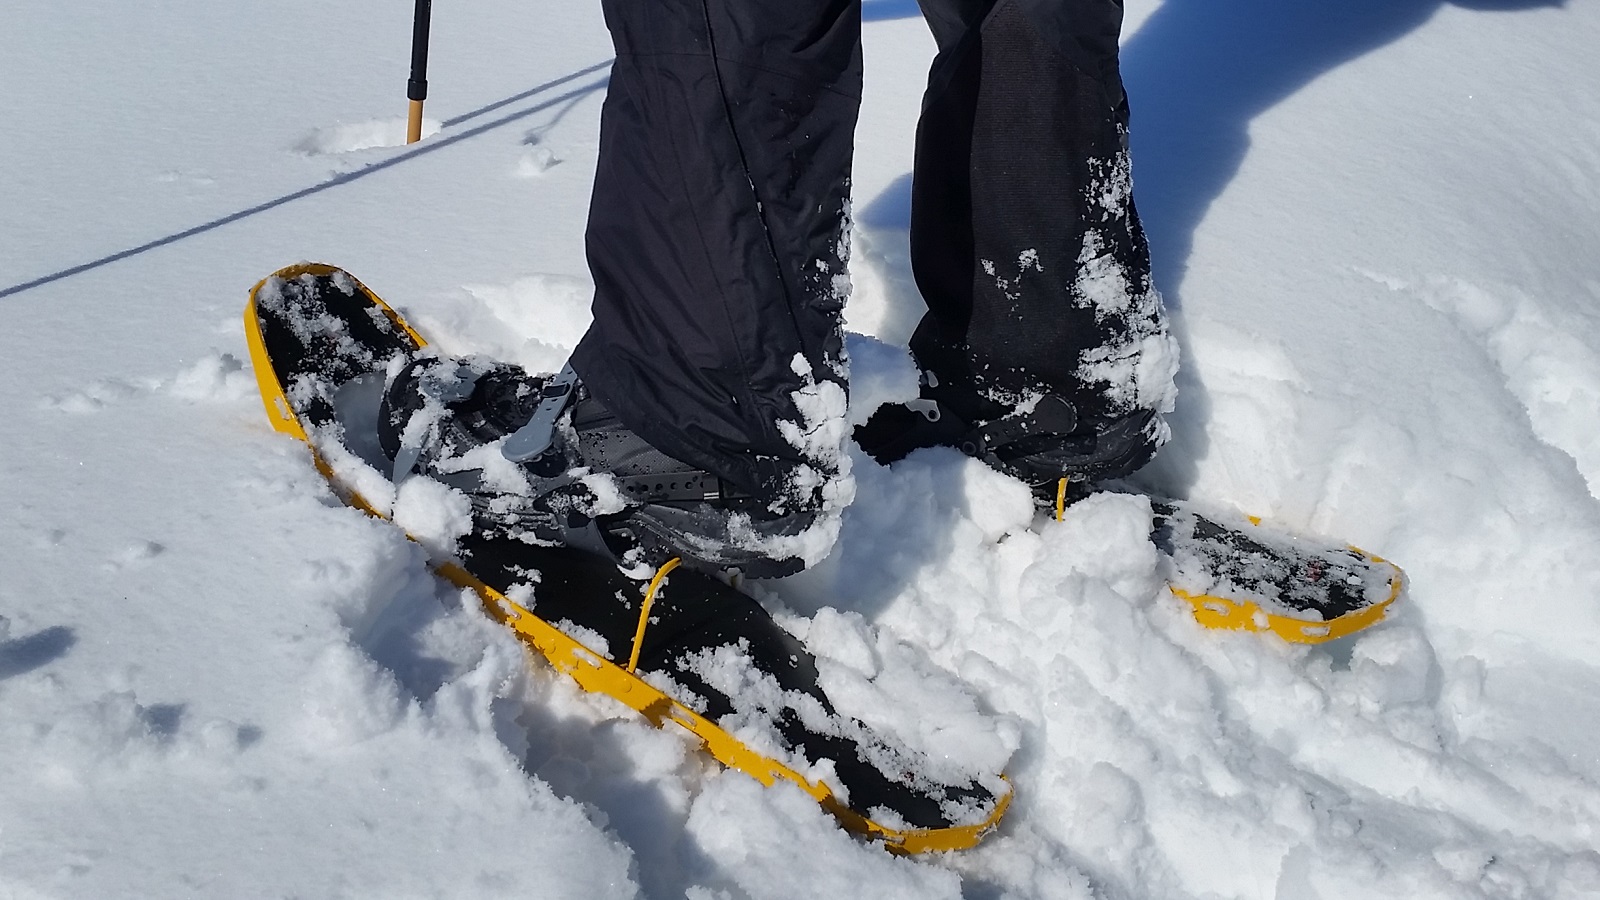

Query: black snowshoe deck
left=245, top=262, right=1009, bottom=853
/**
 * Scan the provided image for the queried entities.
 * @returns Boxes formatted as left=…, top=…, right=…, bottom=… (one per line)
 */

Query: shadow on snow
left=1122, top=0, right=1563, bottom=296
left=0, top=61, right=613, bottom=301
left=0, top=625, right=77, bottom=681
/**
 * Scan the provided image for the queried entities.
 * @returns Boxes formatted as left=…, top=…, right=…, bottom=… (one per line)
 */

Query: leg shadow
left=1122, top=0, right=1565, bottom=298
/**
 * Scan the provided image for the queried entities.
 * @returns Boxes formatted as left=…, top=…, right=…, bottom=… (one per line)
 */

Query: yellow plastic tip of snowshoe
left=244, top=300, right=305, bottom=444
left=242, top=266, right=1012, bottom=853
left=245, top=262, right=427, bottom=443
left=873, top=780, right=1013, bottom=855
left=1172, top=549, right=1405, bottom=644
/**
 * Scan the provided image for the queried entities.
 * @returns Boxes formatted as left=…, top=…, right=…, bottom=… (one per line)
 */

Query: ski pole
left=406, top=0, right=433, bottom=143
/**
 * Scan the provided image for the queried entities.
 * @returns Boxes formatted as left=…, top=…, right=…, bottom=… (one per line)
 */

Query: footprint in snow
left=167, top=352, right=253, bottom=403
left=512, top=145, right=561, bottom=178
left=153, top=169, right=216, bottom=187
left=512, top=135, right=561, bottom=179
left=41, top=353, right=253, bottom=413
left=106, top=540, right=165, bottom=571
left=40, top=379, right=141, bottom=414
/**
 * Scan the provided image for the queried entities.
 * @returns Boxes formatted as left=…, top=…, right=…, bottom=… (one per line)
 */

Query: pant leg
left=572, top=0, right=863, bottom=501
left=909, top=0, right=1175, bottom=436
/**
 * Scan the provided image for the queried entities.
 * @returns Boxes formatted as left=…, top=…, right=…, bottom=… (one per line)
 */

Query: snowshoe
left=244, top=262, right=1012, bottom=853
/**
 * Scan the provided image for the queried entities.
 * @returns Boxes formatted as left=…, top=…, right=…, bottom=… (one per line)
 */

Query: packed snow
left=4, top=0, right=1600, bottom=897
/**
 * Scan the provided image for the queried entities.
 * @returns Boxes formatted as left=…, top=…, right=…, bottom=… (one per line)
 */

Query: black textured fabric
left=571, top=0, right=862, bottom=498
left=910, top=0, right=1154, bottom=426
left=572, top=0, right=1159, bottom=495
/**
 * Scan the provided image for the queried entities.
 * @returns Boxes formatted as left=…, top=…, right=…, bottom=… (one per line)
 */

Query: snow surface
left=5, top=0, right=1600, bottom=897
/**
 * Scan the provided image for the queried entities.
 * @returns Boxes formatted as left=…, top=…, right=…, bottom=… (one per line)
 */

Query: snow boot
left=854, top=379, right=1163, bottom=497
left=377, top=356, right=819, bottom=578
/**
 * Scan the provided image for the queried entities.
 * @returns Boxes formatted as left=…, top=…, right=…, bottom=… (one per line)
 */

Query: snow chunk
left=808, top=608, right=1021, bottom=782
left=750, top=354, right=857, bottom=568
left=1074, top=230, right=1134, bottom=317
left=577, top=471, right=629, bottom=517
left=552, top=619, right=612, bottom=662
left=308, top=421, right=398, bottom=516
left=431, top=439, right=534, bottom=496
left=167, top=352, right=253, bottom=402
left=960, top=460, right=1036, bottom=543
left=391, top=475, right=473, bottom=558
left=842, top=332, right=920, bottom=427
left=1078, top=330, right=1181, bottom=414
left=294, top=644, right=409, bottom=750
left=776, top=354, right=851, bottom=468
left=806, top=607, right=879, bottom=678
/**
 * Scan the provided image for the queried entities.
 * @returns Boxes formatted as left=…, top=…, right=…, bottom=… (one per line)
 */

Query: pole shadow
left=0, top=61, right=614, bottom=302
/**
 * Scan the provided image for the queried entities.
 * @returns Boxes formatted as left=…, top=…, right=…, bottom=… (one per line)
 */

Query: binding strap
left=627, top=558, right=681, bottom=673
left=502, top=362, right=580, bottom=462
left=957, top=395, right=1078, bottom=458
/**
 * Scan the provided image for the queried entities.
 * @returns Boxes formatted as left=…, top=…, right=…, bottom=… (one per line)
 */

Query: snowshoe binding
left=376, top=356, right=819, bottom=579
left=855, top=381, right=1162, bottom=490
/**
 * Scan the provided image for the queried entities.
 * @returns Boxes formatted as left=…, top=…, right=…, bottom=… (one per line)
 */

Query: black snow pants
left=570, top=0, right=1163, bottom=502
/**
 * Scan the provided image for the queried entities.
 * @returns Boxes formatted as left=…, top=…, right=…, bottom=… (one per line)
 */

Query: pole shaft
left=405, top=0, right=433, bottom=143
left=407, top=99, right=425, bottom=144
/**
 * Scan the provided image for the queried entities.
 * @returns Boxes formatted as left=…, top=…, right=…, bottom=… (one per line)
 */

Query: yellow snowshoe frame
left=1172, top=575, right=1400, bottom=643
